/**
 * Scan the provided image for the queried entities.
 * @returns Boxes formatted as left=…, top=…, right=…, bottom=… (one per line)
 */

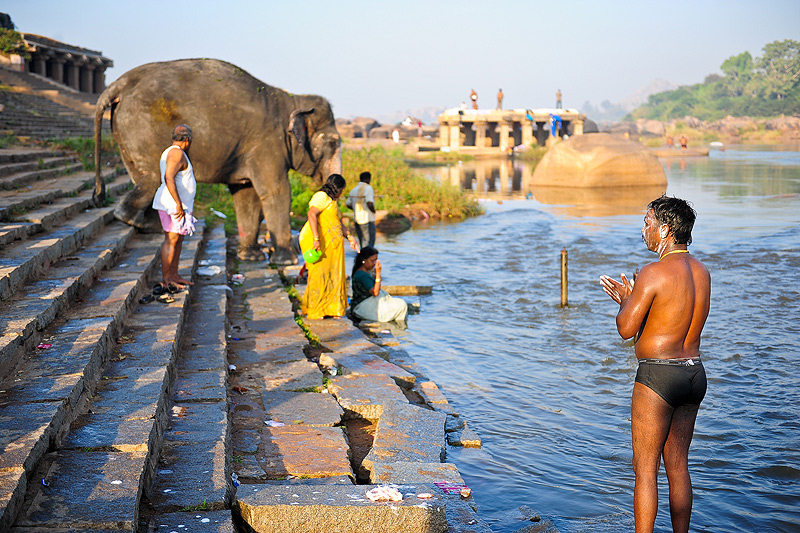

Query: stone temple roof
left=22, top=33, right=112, bottom=63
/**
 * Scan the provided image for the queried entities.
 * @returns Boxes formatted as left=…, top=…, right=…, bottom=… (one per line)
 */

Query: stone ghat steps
left=8, top=227, right=211, bottom=531
left=226, top=265, right=492, bottom=532
left=0, top=86, right=96, bottom=139
left=0, top=67, right=98, bottom=114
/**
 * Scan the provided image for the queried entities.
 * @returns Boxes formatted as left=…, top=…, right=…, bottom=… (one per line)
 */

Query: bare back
left=619, top=254, right=710, bottom=359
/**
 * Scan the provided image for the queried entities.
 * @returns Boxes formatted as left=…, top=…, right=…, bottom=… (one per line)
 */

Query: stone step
left=0, top=220, right=137, bottom=382
left=0, top=230, right=165, bottom=531
left=0, top=156, right=78, bottom=179
left=360, top=402, right=447, bottom=481
left=0, top=149, right=67, bottom=165
left=0, top=167, right=122, bottom=223
left=328, top=373, right=408, bottom=421
left=236, top=483, right=447, bottom=533
left=0, top=161, right=85, bottom=190
left=144, top=224, right=234, bottom=518
left=0, top=207, right=115, bottom=303
left=0, top=172, right=127, bottom=248
left=8, top=225, right=204, bottom=530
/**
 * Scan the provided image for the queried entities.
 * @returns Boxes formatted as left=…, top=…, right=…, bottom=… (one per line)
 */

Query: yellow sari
left=300, top=191, right=347, bottom=319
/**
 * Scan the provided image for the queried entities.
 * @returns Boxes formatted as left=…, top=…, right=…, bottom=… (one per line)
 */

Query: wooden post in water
left=560, top=247, right=568, bottom=308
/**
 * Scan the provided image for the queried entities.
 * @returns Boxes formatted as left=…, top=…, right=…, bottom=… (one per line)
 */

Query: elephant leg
left=114, top=181, right=162, bottom=233
left=256, top=175, right=296, bottom=266
left=229, top=183, right=266, bottom=262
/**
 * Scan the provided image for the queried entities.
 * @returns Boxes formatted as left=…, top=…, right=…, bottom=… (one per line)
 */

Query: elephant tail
left=93, top=82, right=125, bottom=207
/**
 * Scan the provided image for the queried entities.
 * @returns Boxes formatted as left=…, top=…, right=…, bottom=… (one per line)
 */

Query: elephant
left=93, top=58, right=342, bottom=264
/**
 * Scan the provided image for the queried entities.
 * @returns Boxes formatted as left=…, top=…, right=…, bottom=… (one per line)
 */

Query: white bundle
left=365, top=486, right=403, bottom=502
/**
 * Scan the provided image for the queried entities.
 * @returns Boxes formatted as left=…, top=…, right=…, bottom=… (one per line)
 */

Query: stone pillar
left=31, top=55, right=46, bottom=75
left=439, top=123, right=450, bottom=148
left=80, top=65, right=94, bottom=93
left=522, top=120, right=534, bottom=146
left=499, top=121, right=511, bottom=150
left=66, top=62, right=80, bottom=90
left=573, top=118, right=584, bottom=136
left=449, top=122, right=461, bottom=151
left=51, top=57, right=65, bottom=85
left=474, top=120, right=486, bottom=149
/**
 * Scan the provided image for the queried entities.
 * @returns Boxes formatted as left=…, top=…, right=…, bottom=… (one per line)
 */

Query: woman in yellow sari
left=300, top=174, right=359, bottom=319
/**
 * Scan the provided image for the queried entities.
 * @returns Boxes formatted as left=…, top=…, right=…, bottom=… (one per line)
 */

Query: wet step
left=0, top=231, right=165, bottom=531
left=8, top=226, right=203, bottom=530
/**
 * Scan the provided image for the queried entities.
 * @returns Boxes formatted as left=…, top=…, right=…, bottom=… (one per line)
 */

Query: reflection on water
left=430, top=158, right=667, bottom=216
left=382, top=146, right=800, bottom=532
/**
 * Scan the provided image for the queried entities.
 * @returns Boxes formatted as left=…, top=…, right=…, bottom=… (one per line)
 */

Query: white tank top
left=152, top=145, right=196, bottom=213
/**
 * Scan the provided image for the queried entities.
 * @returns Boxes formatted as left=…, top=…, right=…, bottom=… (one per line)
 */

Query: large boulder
left=531, top=133, right=666, bottom=187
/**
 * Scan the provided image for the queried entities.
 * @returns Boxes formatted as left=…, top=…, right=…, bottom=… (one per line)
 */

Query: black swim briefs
left=635, top=358, right=707, bottom=408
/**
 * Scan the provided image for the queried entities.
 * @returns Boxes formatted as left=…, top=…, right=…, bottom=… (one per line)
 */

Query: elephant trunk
left=325, top=144, right=342, bottom=178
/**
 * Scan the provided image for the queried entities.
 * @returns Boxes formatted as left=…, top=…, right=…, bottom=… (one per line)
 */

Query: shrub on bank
left=341, top=145, right=482, bottom=219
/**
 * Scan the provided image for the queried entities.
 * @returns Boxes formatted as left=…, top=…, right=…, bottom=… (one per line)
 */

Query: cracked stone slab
left=237, top=483, right=447, bottom=533
left=447, top=425, right=482, bottom=448
left=328, top=374, right=408, bottom=421
left=369, top=462, right=465, bottom=485
left=361, top=403, right=446, bottom=479
left=261, top=391, right=343, bottom=426
left=258, top=426, right=352, bottom=480
left=321, top=350, right=415, bottom=389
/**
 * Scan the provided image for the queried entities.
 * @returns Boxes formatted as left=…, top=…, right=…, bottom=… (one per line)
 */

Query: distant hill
left=582, top=79, right=678, bottom=123
left=628, top=39, right=800, bottom=121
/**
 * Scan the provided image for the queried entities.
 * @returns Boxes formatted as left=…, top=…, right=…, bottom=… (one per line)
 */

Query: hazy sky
left=6, top=1, right=799, bottom=120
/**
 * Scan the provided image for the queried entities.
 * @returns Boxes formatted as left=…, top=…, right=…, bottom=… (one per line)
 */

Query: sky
left=5, top=1, right=799, bottom=122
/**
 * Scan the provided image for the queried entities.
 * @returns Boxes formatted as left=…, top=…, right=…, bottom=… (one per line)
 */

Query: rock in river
left=532, top=133, right=666, bottom=188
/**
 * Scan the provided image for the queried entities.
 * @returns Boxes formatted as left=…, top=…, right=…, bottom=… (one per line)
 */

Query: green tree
left=755, top=39, right=800, bottom=100
left=720, top=51, right=754, bottom=97
left=0, top=28, right=29, bottom=59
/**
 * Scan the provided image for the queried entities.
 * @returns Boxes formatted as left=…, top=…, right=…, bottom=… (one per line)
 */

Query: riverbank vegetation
left=290, top=145, right=482, bottom=222
left=629, top=39, right=800, bottom=121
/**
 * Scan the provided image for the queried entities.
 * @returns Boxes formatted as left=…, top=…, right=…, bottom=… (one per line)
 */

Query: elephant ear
left=288, top=108, right=315, bottom=154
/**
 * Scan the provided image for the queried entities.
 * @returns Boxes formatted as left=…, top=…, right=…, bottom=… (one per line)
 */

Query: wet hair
left=648, top=195, right=696, bottom=245
left=352, top=245, right=378, bottom=278
left=320, top=173, right=346, bottom=199
left=359, top=171, right=371, bottom=183
left=172, top=124, right=193, bottom=142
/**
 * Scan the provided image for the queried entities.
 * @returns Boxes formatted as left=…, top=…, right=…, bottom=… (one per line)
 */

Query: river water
left=373, top=146, right=800, bottom=532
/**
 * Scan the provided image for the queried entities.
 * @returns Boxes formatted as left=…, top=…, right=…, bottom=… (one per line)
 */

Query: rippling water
left=373, top=146, right=800, bottom=532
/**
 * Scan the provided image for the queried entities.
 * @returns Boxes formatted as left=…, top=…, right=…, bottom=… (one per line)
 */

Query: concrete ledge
left=237, top=484, right=447, bottom=533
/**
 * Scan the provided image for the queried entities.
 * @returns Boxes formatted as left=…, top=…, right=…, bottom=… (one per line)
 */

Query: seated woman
left=350, top=246, right=408, bottom=323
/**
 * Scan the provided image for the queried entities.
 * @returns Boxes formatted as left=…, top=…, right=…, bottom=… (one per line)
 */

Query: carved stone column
left=573, top=118, right=584, bottom=136
left=522, top=120, right=534, bottom=146
left=31, top=55, right=46, bottom=75
left=439, top=123, right=450, bottom=148
left=499, top=120, right=511, bottom=150
left=80, top=64, right=95, bottom=93
left=66, top=61, right=80, bottom=90
left=51, top=57, right=65, bottom=85
left=448, top=121, right=461, bottom=151
left=474, top=119, right=486, bottom=149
